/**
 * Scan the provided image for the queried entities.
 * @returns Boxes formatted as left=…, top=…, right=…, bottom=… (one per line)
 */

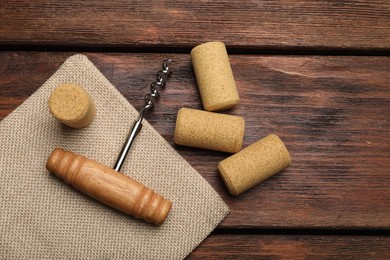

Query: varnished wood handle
left=46, top=148, right=172, bottom=225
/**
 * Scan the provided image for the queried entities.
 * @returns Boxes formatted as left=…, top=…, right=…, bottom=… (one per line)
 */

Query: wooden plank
left=1, top=52, right=389, bottom=229
left=0, top=1, right=389, bottom=51
left=189, top=234, right=390, bottom=259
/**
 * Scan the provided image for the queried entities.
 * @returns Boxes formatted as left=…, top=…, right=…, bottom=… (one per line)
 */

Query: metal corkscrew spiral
left=114, top=59, right=173, bottom=172
left=142, top=59, right=172, bottom=113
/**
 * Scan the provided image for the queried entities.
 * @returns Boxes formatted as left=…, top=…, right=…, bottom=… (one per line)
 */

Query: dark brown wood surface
left=1, top=52, right=390, bottom=258
left=0, top=0, right=389, bottom=51
left=1, top=0, right=389, bottom=258
left=190, top=234, right=390, bottom=259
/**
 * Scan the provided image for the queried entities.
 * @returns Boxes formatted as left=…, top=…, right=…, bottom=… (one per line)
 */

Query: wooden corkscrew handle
left=46, top=148, right=172, bottom=225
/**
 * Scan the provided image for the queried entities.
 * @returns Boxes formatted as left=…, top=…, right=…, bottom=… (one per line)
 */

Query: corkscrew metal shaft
left=114, top=59, right=172, bottom=172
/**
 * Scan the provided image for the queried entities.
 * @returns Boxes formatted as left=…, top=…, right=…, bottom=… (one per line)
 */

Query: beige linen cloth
left=0, top=54, right=229, bottom=259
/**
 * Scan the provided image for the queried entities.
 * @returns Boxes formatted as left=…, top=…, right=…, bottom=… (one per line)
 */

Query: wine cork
left=174, top=107, right=245, bottom=153
left=191, top=41, right=239, bottom=111
left=49, top=83, right=95, bottom=128
left=218, top=134, right=291, bottom=196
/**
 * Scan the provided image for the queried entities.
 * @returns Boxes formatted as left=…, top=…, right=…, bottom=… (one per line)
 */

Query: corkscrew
left=46, top=59, right=173, bottom=225
left=114, top=59, right=172, bottom=171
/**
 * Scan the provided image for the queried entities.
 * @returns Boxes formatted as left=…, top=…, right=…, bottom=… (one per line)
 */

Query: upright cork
left=191, top=41, right=239, bottom=111
left=218, top=134, right=291, bottom=196
left=46, top=148, right=172, bottom=225
left=174, top=107, right=245, bottom=153
left=49, top=83, right=96, bottom=128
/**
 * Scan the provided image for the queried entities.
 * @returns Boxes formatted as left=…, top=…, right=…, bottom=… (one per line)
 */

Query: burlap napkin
left=0, top=54, right=229, bottom=259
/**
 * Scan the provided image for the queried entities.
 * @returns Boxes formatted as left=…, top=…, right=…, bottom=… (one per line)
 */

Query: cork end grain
left=218, top=134, right=291, bottom=196
left=267, top=134, right=292, bottom=166
left=205, top=98, right=240, bottom=112
left=49, top=84, right=95, bottom=128
left=217, top=162, right=241, bottom=196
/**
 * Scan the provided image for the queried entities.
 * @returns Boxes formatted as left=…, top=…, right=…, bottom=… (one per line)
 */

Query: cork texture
left=49, top=83, right=95, bottom=128
left=191, top=41, right=239, bottom=111
left=174, top=107, right=245, bottom=153
left=218, top=134, right=291, bottom=195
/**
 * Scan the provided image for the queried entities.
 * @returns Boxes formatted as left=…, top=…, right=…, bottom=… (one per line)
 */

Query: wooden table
left=1, top=1, right=389, bottom=258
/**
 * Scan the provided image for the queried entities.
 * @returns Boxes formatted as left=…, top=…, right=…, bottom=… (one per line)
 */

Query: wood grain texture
left=46, top=148, right=172, bottom=225
left=0, top=52, right=389, bottom=229
left=190, top=234, right=390, bottom=259
left=0, top=0, right=389, bottom=51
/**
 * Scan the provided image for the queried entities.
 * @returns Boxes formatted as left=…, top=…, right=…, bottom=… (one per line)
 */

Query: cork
left=191, top=41, right=239, bottom=111
left=218, top=134, right=291, bottom=196
left=48, top=83, right=96, bottom=128
left=174, top=107, right=245, bottom=153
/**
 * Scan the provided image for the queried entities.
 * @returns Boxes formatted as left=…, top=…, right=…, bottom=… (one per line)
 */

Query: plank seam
left=1, top=44, right=390, bottom=56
